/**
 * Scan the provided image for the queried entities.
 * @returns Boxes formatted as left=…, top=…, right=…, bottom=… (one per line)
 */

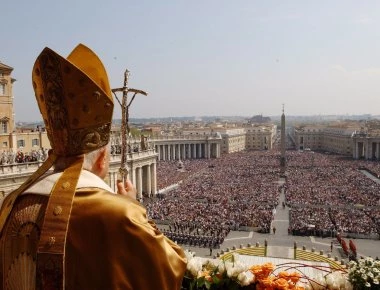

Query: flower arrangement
left=182, top=250, right=353, bottom=290
left=348, top=257, right=380, bottom=289
left=183, top=250, right=255, bottom=289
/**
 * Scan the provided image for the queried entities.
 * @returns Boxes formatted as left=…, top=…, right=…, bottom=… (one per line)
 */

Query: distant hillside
left=16, top=114, right=380, bottom=127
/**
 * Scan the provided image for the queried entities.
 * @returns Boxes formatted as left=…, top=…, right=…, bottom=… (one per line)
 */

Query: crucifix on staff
left=112, top=69, right=148, bottom=185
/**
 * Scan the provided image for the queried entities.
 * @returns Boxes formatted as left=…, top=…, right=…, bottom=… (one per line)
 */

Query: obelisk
left=280, top=105, right=286, bottom=174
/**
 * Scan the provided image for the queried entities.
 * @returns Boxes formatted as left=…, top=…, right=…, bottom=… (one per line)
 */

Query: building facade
left=0, top=62, right=16, bottom=150
left=293, top=121, right=380, bottom=160
left=243, top=124, right=277, bottom=151
left=352, top=120, right=380, bottom=160
left=154, top=135, right=222, bottom=160
left=294, top=125, right=355, bottom=156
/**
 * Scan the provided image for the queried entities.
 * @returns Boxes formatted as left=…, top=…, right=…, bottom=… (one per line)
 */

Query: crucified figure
left=112, top=69, right=147, bottom=183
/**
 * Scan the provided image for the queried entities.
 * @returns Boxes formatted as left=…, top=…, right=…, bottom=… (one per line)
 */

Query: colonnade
left=0, top=137, right=223, bottom=199
left=353, top=139, right=380, bottom=160
left=0, top=151, right=159, bottom=201
left=155, top=142, right=220, bottom=161
left=108, top=162, right=157, bottom=200
left=108, top=149, right=158, bottom=201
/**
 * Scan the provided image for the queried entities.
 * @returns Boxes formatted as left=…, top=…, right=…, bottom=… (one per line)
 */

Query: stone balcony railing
left=113, top=134, right=222, bottom=143
left=0, top=161, right=44, bottom=176
left=109, top=149, right=157, bottom=163
left=151, top=134, right=221, bottom=141
left=0, top=149, right=157, bottom=175
left=0, top=149, right=158, bottom=196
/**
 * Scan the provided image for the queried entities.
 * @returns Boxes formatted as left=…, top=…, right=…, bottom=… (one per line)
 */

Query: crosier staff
left=112, top=69, right=147, bottom=186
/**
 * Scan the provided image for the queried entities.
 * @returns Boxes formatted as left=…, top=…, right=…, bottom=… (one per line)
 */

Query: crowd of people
left=285, top=151, right=380, bottom=236
left=147, top=151, right=281, bottom=248
left=0, top=148, right=49, bottom=165
left=147, top=149, right=380, bottom=247
left=5, top=145, right=379, bottom=241
left=156, top=159, right=210, bottom=190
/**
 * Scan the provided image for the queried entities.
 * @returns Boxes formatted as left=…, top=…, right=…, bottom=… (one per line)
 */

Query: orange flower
left=289, top=272, right=301, bottom=283
left=278, top=271, right=289, bottom=279
left=250, top=265, right=262, bottom=274
left=256, top=284, right=268, bottom=290
left=262, top=263, right=275, bottom=276
left=250, top=265, right=265, bottom=279
left=260, top=276, right=274, bottom=288
left=274, top=277, right=289, bottom=289
left=198, top=270, right=212, bottom=282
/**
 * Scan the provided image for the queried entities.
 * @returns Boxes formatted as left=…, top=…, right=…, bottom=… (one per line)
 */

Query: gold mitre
left=32, top=44, right=114, bottom=156
left=0, top=45, right=115, bottom=288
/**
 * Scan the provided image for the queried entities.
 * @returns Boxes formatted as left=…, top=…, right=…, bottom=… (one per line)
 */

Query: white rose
left=331, top=271, right=348, bottom=288
left=187, top=257, right=203, bottom=277
left=325, top=273, right=340, bottom=290
left=343, top=279, right=354, bottom=290
left=224, top=262, right=233, bottom=273
left=184, top=249, right=195, bottom=263
left=310, top=273, right=327, bottom=290
left=237, top=271, right=254, bottom=286
left=296, top=281, right=308, bottom=289
left=303, top=283, right=313, bottom=290
left=209, top=259, right=226, bottom=274
left=226, top=261, right=247, bottom=278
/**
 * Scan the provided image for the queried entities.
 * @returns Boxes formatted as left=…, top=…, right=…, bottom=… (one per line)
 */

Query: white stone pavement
left=267, top=178, right=292, bottom=258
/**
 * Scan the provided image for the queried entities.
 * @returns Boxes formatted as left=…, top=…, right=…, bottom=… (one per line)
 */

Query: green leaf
left=197, top=277, right=205, bottom=287
left=212, top=276, right=221, bottom=285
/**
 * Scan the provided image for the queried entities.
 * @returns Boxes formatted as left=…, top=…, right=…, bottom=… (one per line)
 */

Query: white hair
left=54, top=143, right=110, bottom=172
left=82, top=147, right=105, bottom=171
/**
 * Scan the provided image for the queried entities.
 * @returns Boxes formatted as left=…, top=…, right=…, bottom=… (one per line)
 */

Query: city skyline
left=2, top=1, right=380, bottom=122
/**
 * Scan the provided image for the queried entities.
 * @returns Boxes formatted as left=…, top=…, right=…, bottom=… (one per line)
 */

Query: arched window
left=0, top=83, right=5, bottom=95
left=1, top=122, right=7, bottom=133
left=0, top=117, right=9, bottom=134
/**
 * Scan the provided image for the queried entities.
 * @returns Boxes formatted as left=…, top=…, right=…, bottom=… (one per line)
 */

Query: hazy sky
left=2, top=1, right=380, bottom=122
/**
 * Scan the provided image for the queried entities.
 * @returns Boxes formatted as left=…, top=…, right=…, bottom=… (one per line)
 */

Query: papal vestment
left=0, top=170, right=186, bottom=290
